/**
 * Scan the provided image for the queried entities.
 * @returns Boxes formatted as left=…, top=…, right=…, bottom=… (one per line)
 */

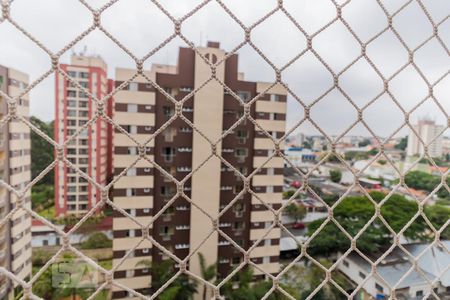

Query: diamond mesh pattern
left=0, top=0, right=449, bottom=299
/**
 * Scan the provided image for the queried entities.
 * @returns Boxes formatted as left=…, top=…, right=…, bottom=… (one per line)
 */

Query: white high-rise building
left=406, top=119, right=444, bottom=158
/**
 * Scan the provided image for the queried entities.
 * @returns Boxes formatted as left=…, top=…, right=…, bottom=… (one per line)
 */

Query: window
left=233, top=203, right=245, bottom=217
left=416, top=291, right=423, bottom=297
left=237, top=91, right=251, bottom=102
left=163, top=127, right=176, bottom=142
left=343, top=260, right=349, bottom=267
left=126, top=168, right=136, bottom=176
left=237, top=130, right=248, bottom=144
left=67, top=90, right=76, bottom=97
left=232, top=257, right=241, bottom=265
left=358, top=271, right=366, bottom=279
left=375, top=283, right=383, bottom=293
left=163, top=106, right=174, bottom=117
left=78, top=91, right=88, bottom=98
left=126, top=188, right=137, bottom=197
left=127, top=230, right=135, bottom=237
left=124, top=125, right=137, bottom=134
left=67, top=71, right=77, bottom=77
left=142, top=248, right=150, bottom=254
left=233, top=221, right=244, bottom=230
left=160, top=226, right=173, bottom=239
left=128, top=82, right=138, bottom=91
left=267, top=168, right=274, bottom=176
left=270, top=94, right=279, bottom=102
left=235, top=148, right=248, bottom=162
left=79, top=72, right=89, bottom=79
left=67, top=100, right=76, bottom=107
left=126, top=270, right=134, bottom=278
left=143, top=208, right=150, bottom=214
left=127, top=104, right=138, bottom=113
left=266, top=186, right=274, bottom=193
left=162, top=147, right=176, bottom=162
left=127, top=147, right=138, bottom=155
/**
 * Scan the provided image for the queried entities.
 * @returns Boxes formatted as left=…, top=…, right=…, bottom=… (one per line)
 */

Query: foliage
left=404, top=170, right=449, bottom=199
left=425, top=204, right=450, bottom=240
left=80, top=232, right=112, bottom=249
left=306, top=192, right=445, bottom=256
left=329, top=169, right=342, bottom=183
left=282, top=189, right=296, bottom=200
left=220, top=267, right=300, bottom=300
left=137, top=259, right=197, bottom=300
left=198, top=253, right=216, bottom=300
left=31, top=183, right=54, bottom=212
left=285, top=203, right=307, bottom=222
left=284, top=259, right=348, bottom=300
left=395, top=136, right=408, bottom=151
left=358, top=139, right=371, bottom=147
left=344, top=151, right=369, bottom=161
left=30, top=116, right=54, bottom=185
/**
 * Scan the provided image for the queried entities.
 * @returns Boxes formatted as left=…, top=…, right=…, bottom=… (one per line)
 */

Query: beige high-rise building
left=0, top=65, right=32, bottom=299
left=406, top=119, right=444, bottom=158
left=112, top=42, right=286, bottom=299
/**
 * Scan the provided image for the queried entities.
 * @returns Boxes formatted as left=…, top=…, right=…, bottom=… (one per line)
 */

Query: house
left=338, top=241, right=450, bottom=299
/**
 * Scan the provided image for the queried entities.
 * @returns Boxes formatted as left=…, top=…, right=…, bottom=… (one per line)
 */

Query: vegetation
left=137, top=259, right=197, bottom=300
left=80, top=232, right=112, bottom=249
left=404, top=170, right=449, bottom=199
left=283, top=189, right=297, bottom=200
left=329, top=169, right=342, bottom=183
left=32, top=253, right=104, bottom=300
left=307, top=192, right=450, bottom=256
left=198, top=253, right=216, bottom=300
left=285, top=203, right=307, bottom=223
left=221, top=267, right=300, bottom=300
left=31, top=116, right=55, bottom=218
left=30, top=116, right=54, bottom=185
left=283, top=259, right=351, bottom=300
left=343, top=151, right=369, bottom=161
left=395, top=136, right=408, bottom=151
left=358, top=139, right=371, bottom=147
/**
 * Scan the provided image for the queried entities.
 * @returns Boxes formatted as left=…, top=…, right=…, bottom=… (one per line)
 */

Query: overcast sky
left=0, top=0, right=448, bottom=138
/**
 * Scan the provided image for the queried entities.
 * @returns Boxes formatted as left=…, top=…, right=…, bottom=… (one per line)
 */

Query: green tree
left=80, top=232, right=112, bottom=249
left=285, top=203, right=307, bottom=223
left=30, top=116, right=54, bottom=185
left=137, top=259, right=197, bottom=300
left=282, top=189, right=296, bottom=200
left=198, top=253, right=216, bottom=300
left=395, top=136, right=408, bottom=151
left=404, top=171, right=449, bottom=199
left=307, top=193, right=431, bottom=256
left=358, top=139, right=371, bottom=147
left=329, top=169, right=342, bottom=183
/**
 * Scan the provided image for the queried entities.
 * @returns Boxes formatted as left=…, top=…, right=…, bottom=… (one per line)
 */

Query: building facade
left=0, top=66, right=32, bottom=299
left=112, top=42, right=286, bottom=299
left=406, top=119, right=444, bottom=158
left=55, top=55, right=113, bottom=216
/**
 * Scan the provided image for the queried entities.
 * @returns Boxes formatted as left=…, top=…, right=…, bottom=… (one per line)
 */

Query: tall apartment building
left=0, top=66, right=32, bottom=299
left=406, top=119, right=444, bottom=158
left=55, top=55, right=113, bottom=217
left=112, top=42, right=286, bottom=299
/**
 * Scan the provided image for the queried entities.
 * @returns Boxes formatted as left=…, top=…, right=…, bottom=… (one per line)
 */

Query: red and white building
left=55, top=55, right=113, bottom=216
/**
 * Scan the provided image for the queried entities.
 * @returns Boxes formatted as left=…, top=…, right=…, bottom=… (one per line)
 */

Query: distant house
left=338, top=241, right=450, bottom=299
left=285, top=147, right=317, bottom=166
